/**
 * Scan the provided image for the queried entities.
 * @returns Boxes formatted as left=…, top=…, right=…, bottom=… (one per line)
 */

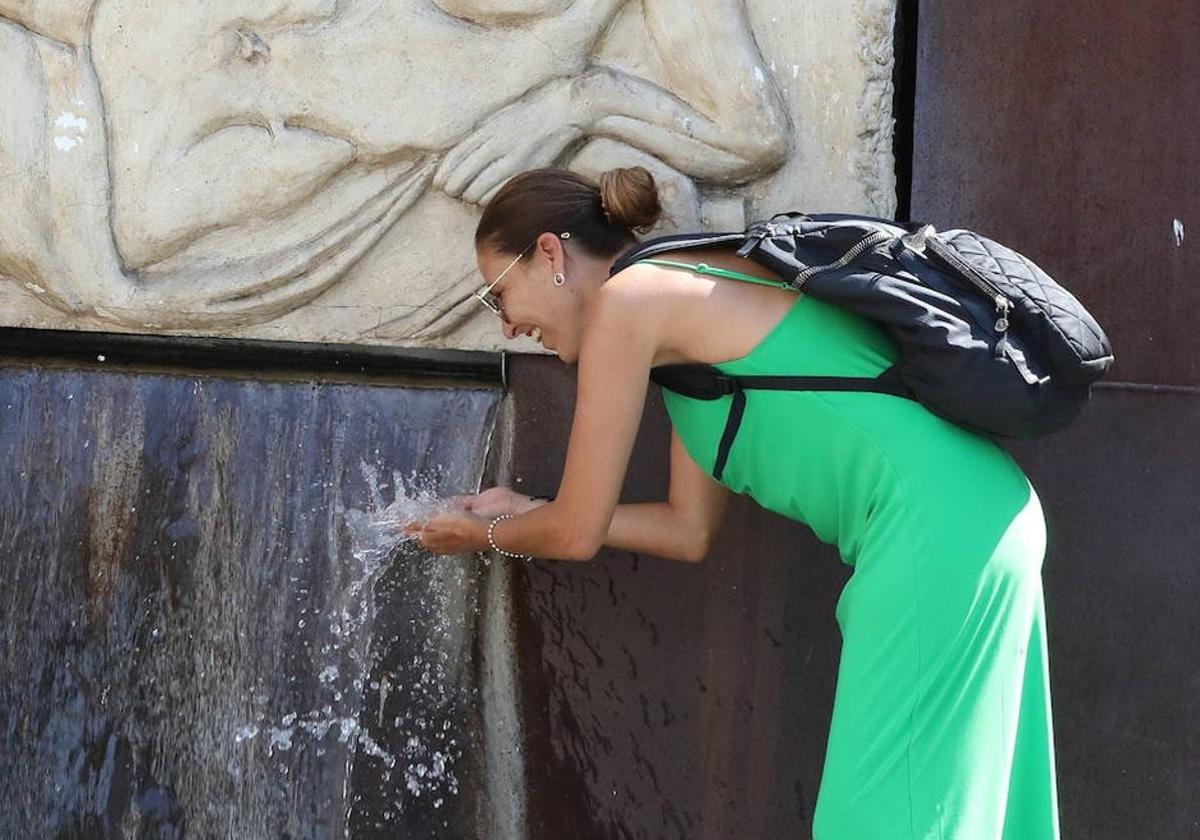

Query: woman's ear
left=536, top=231, right=567, bottom=273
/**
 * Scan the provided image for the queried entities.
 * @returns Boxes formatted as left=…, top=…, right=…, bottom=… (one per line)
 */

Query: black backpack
left=611, top=212, right=1113, bottom=478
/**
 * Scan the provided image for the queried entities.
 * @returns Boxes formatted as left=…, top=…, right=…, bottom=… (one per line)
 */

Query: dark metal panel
left=1007, top=391, right=1200, bottom=839
left=913, top=5, right=1200, bottom=835
left=0, top=361, right=501, bottom=837
left=505, top=373, right=1200, bottom=838
left=912, top=1, right=1200, bottom=386
left=913, top=5, right=1200, bottom=834
left=0, top=325, right=503, bottom=385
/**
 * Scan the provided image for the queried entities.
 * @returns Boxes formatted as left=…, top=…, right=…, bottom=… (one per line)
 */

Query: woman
left=410, top=167, right=1061, bottom=838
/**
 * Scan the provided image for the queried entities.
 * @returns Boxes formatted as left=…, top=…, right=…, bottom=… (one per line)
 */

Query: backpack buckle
left=735, top=222, right=778, bottom=258
left=650, top=365, right=739, bottom=400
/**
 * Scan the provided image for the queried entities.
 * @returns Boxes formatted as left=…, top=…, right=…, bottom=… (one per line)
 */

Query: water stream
left=0, top=363, right=500, bottom=838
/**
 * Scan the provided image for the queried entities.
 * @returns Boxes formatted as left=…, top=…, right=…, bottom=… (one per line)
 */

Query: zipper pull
left=993, top=295, right=1011, bottom=333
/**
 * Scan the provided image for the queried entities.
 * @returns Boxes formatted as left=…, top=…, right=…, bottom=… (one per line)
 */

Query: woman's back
left=656, top=265, right=1034, bottom=567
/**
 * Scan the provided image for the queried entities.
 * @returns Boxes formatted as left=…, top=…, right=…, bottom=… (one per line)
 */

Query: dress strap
left=634, top=258, right=795, bottom=291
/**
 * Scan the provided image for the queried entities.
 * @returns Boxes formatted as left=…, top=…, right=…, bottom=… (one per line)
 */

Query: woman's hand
left=405, top=488, right=549, bottom=556
left=404, top=509, right=490, bottom=556
left=448, top=486, right=547, bottom=518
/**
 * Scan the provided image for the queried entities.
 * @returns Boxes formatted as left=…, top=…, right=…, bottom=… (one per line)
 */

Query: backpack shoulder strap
left=610, top=231, right=747, bottom=276
left=634, top=258, right=795, bottom=290
left=610, top=212, right=835, bottom=276
left=651, top=363, right=912, bottom=481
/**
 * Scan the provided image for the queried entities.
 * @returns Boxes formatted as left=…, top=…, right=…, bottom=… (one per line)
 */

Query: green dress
left=654, top=264, right=1061, bottom=839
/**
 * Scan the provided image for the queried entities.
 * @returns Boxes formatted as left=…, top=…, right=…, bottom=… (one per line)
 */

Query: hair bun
left=597, top=166, right=662, bottom=233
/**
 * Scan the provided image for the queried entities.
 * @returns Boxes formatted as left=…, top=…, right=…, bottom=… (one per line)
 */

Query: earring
left=555, top=232, right=570, bottom=285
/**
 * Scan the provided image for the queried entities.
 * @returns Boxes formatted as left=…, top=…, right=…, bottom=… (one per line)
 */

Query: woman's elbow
left=679, top=530, right=714, bottom=564
left=559, top=532, right=604, bottom=562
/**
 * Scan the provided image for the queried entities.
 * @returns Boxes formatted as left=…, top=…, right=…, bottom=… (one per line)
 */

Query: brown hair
left=475, top=167, right=663, bottom=259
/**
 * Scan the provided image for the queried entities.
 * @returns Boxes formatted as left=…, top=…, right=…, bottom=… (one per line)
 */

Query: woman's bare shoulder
left=604, top=258, right=706, bottom=302
left=604, top=248, right=799, bottom=367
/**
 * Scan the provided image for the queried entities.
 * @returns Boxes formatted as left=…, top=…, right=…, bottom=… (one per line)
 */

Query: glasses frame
left=474, top=242, right=533, bottom=320
left=473, top=232, right=571, bottom=321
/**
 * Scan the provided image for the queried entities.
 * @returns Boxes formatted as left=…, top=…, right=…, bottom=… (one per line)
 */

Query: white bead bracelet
left=487, top=514, right=532, bottom=561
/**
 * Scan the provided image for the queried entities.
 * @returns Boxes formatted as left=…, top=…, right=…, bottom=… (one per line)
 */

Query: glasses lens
left=474, top=288, right=503, bottom=318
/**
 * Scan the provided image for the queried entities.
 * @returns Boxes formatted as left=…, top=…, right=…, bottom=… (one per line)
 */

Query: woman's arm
left=604, top=430, right=729, bottom=562
left=485, top=423, right=730, bottom=562
left=493, top=275, right=661, bottom=559
left=452, top=427, right=728, bottom=562
left=414, top=270, right=668, bottom=560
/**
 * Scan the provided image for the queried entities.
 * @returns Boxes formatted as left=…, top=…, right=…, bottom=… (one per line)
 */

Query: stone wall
left=0, top=0, right=897, bottom=352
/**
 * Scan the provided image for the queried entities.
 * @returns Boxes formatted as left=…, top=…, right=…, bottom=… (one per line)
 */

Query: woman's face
left=476, top=235, right=584, bottom=363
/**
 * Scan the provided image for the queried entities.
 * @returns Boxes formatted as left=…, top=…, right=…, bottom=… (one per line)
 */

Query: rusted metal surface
left=506, top=380, right=1200, bottom=839
left=1006, top=390, right=1200, bottom=838
left=913, top=2, right=1200, bottom=836
left=911, top=1, right=1200, bottom=387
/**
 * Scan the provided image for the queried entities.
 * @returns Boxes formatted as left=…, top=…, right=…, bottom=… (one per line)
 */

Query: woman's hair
left=475, top=167, right=663, bottom=259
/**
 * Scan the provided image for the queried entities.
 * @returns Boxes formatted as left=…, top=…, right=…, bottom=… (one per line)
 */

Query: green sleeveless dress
left=653, top=264, right=1061, bottom=839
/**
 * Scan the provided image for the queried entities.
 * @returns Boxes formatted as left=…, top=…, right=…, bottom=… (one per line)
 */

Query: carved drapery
left=0, top=0, right=896, bottom=351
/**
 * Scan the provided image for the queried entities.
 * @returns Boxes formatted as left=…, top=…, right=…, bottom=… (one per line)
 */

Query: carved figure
left=0, top=0, right=789, bottom=336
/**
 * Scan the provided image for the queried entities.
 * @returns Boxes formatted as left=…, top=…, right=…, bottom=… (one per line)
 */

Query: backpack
left=611, top=212, right=1113, bottom=477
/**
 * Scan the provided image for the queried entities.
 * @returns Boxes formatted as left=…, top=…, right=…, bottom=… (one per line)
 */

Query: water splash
left=230, top=463, right=469, bottom=820
left=0, top=369, right=499, bottom=837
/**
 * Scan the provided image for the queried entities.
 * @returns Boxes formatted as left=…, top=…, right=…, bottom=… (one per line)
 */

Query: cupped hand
left=404, top=509, right=489, bottom=556
left=447, top=486, right=544, bottom=518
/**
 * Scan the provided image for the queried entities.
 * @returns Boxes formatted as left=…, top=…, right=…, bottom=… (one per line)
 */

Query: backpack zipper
left=921, top=234, right=1013, bottom=333
left=793, top=230, right=891, bottom=288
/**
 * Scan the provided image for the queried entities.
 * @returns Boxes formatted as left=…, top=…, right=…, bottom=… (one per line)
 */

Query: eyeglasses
left=473, top=232, right=571, bottom=321
left=474, top=242, right=532, bottom=320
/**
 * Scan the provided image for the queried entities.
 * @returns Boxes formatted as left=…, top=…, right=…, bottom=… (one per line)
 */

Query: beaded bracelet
left=487, top=514, right=532, bottom=561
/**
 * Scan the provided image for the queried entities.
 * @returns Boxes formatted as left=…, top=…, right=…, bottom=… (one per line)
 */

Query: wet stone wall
left=0, top=361, right=500, bottom=838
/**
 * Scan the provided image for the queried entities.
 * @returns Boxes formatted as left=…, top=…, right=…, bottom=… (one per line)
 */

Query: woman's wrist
left=521, top=493, right=554, bottom=514
left=485, top=513, right=533, bottom=561
left=471, top=515, right=493, bottom=552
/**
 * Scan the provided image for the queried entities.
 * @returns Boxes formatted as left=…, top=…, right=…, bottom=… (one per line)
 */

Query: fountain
left=0, top=352, right=504, bottom=838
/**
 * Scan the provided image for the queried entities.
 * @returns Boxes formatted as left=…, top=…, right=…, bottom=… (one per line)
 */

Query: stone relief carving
left=0, top=0, right=895, bottom=350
